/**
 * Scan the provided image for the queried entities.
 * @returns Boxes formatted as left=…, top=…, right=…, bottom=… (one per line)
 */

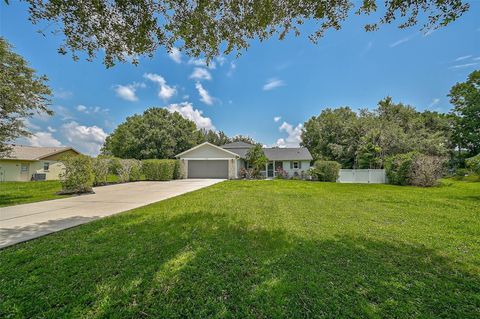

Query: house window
left=293, top=161, right=299, bottom=169
left=20, top=164, right=28, bottom=173
left=44, top=162, right=50, bottom=171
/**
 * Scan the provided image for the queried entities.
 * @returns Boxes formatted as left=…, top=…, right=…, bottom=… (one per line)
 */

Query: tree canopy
left=102, top=108, right=255, bottom=159
left=15, top=0, right=470, bottom=67
left=449, top=70, right=480, bottom=156
left=0, top=36, right=52, bottom=155
left=301, top=97, right=452, bottom=168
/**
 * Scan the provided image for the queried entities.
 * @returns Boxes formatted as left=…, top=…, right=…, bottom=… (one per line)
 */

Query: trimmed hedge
left=142, top=159, right=178, bottom=181
left=466, top=154, right=480, bottom=175
left=59, top=154, right=94, bottom=193
left=312, top=160, right=341, bottom=182
left=92, top=157, right=110, bottom=186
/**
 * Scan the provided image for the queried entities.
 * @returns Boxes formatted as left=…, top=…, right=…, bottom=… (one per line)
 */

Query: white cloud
left=390, top=37, right=410, bottom=48
left=25, top=131, right=63, bottom=147
left=216, top=55, right=226, bottom=66
left=165, top=102, right=215, bottom=130
left=76, top=105, right=87, bottom=112
left=227, top=62, right=236, bottom=76
left=190, top=67, right=212, bottom=81
left=168, top=47, right=182, bottom=63
left=55, top=105, right=74, bottom=120
left=275, top=121, right=303, bottom=147
left=195, top=82, right=214, bottom=105
left=76, top=104, right=109, bottom=114
left=144, top=73, right=177, bottom=101
left=455, top=55, right=472, bottom=61
left=114, top=82, right=145, bottom=101
left=449, top=62, right=479, bottom=70
left=428, top=98, right=440, bottom=108
left=263, top=78, right=285, bottom=91
left=274, top=116, right=282, bottom=122
left=53, top=88, right=73, bottom=99
left=47, top=126, right=57, bottom=132
left=61, top=121, right=108, bottom=156
left=188, top=58, right=216, bottom=69
left=23, top=118, right=41, bottom=130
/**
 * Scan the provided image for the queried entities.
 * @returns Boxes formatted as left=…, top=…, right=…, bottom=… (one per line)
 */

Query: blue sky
left=1, top=1, right=479, bottom=155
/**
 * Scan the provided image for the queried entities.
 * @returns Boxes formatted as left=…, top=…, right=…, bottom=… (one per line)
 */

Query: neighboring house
left=0, top=145, right=80, bottom=182
left=176, top=141, right=313, bottom=179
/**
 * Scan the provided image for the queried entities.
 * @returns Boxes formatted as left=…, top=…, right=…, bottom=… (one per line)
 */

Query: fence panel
left=338, top=169, right=387, bottom=184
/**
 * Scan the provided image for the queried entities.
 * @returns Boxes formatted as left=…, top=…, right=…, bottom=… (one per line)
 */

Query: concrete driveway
left=0, top=179, right=223, bottom=249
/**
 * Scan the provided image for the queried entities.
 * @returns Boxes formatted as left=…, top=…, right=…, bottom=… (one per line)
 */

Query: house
left=176, top=141, right=313, bottom=179
left=0, top=145, right=80, bottom=182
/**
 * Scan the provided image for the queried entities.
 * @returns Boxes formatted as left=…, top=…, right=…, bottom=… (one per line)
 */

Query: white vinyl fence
left=338, top=169, right=387, bottom=184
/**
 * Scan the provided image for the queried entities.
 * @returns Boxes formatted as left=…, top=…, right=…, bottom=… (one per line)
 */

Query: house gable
left=176, top=142, right=239, bottom=159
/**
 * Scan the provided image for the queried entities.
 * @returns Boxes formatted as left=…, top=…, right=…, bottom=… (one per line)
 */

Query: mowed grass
left=1, top=180, right=479, bottom=318
left=0, top=180, right=65, bottom=207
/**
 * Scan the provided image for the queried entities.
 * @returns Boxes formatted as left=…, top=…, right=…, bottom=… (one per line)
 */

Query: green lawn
left=1, top=180, right=479, bottom=318
left=0, top=180, right=66, bottom=207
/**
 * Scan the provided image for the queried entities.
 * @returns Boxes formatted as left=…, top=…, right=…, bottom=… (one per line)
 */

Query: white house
left=176, top=141, right=313, bottom=179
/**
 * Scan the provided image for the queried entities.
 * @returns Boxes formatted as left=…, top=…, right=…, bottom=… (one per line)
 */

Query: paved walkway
left=0, top=179, right=223, bottom=249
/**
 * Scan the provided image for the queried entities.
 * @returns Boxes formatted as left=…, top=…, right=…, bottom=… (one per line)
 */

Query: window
left=44, top=162, right=50, bottom=171
left=293, top=161, right=299, bottom=169
left=20, top=163, right=28, bottom=173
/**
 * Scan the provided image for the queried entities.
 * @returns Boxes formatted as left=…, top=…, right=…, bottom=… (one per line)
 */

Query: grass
left=0, top=180, right=66, bottom=207
left=1, top=180, right=479, bottom=318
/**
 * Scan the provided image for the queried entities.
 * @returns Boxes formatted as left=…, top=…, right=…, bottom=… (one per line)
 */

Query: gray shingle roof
left=264, top=148, right=313, bottom=161
left=221, top=141, right=255, bottom=149
left=1, top=145, right=78, bottom=160
left=220, top=143, right=312, bottom=161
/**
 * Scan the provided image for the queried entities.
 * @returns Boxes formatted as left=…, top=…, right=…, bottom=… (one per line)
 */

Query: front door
left=267, top=161, right=274, bottom=178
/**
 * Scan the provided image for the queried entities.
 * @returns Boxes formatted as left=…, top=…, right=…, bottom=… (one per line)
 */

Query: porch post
left=273, top=160, right=275, bottom=177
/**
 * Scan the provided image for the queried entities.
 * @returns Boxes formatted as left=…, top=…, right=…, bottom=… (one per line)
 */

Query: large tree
left=301, top=98, right=452, bottom=168
left=0, top=37, right=52, bottom=155
left=102, top=108, right=200, bottom=159
left=13, top=0, right=469, bottom=67
left=449, top=70, right=480, bottom=156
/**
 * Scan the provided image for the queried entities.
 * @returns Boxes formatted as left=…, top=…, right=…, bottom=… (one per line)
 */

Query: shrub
left=59, top=155, right=94, bottom=193
left=386, top=152, right=446, bottom=187
left=408, top=154, right=446, bottom=187
left=466, top=154, right=480, bottom=175
left=92, top=157, right=110, bottom=186
left=117, top=159, right=142, bottom=182
left=173, top=160, right=180, bottom=179
left=311, top=160, right=341, bottom=182
left=142, top=159, right=177, bottom=181
left=385, top=152, right=416, bottom=186
left=275, top=167, right=288, bottom=179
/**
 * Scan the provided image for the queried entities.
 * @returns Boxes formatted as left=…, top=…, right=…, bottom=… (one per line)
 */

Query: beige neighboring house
left=0, top=144, right=80, bottom=182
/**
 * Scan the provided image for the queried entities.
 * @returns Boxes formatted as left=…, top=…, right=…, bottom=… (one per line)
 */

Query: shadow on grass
left=1, top=211, right=478, bottom=318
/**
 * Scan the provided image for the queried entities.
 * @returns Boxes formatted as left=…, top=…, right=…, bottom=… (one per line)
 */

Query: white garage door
left=188, top=160, right=228, bottom=179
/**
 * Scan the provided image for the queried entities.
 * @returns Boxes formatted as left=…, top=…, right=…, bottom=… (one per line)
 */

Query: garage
left=188, top=160, right=228, bottom=179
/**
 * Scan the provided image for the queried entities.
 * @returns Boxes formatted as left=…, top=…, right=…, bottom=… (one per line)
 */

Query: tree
left=14, top=1, right=469, bottom=67
left=449, top=70, right=480, bottom=156
left=102, top=108, right=199, bottom=159
left=230, top=135, right=256, bottom=145
left=245, top=144, right=268, bottom=172
left=301, top=107, right=358, bottom=167
left=198, top=129, right=230, bottom=146
left=301, top=98, right=452, bottom=168
left=0, top=37, right=52, bottom=155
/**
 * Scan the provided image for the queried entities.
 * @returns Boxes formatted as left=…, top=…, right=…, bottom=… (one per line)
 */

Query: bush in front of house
left=386, top=152, right=446, bottom=187
left=92, top=157, right=111, bottom=186
left=117, top=159, right=142, bottom=182
left=142, top=159, right=178, bottom=181
left=59, top=154, right=94, bottom=193
left=275, top=167, right=288, bottom=179
left=311, top=160, right=341, bottom=182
